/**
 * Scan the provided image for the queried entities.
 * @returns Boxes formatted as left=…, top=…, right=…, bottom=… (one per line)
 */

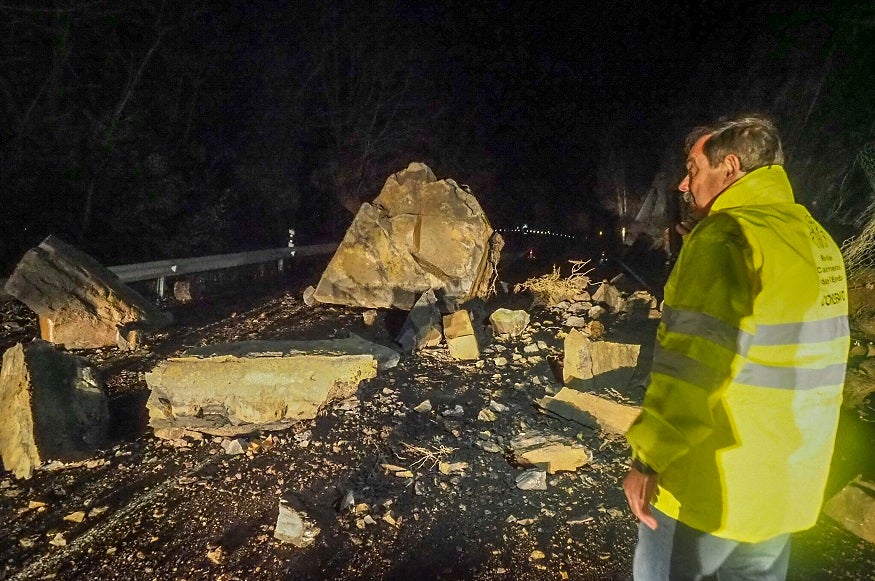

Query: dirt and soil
left=1, top=256, right=874, bottom=580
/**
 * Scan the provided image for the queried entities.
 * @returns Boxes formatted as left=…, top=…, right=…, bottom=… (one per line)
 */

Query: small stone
left=49, top=533, right=67, bottom=547
left=493, top=357, right=508, bottom=366
left=413, top=400, right=432, bottom=413
left=274, top=501, right=320, bottom=548
left=478, top=408, right=497, bottom=422
left=340, top=491, right=355, bottom=512
left=63, top=511, right=86, bottom=523
left=438, top=461, right=469, bottom=475
left=88, top=506, right=109, bottom=518
left=565, top=315, right=587, bottom=328
left=28, top=500, right=47, bottom=510
left=220, top=438, right=246, bottom=455
left=479, top=441, right=503, bottom=453
left=362, top=309, right=379, bottom=326
left=106, top=546, right=117, bottom=555
left=381, top=463, right=407, bottom=473
left=395, top=470, right=414, bottom=478
left=206, top=546, right=223, bottom=564
left=530, top=549, right=546, bottom=560
left=515, top=468, right=547, bottom=491
left=489, top=400, right=509, bottom=413
left=588, top=305, right=606, bottom=320
left=302, top=285, right=318, bottom=306
left=442, top=405, right=464, bottom=418
left=19, top=537, right=34, bottom=548
left=363, top=515, right=376, bottom=525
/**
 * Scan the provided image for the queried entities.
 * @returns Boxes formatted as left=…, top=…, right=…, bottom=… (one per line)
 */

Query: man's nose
left=678, top=175, right=690, bottom=192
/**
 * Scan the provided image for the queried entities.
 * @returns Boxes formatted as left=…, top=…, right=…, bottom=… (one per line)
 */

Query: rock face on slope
left=3, top=236, right=171, bottom=349
left=0, top=341, right=108, bottom=479
left=313, top=163, right=502, bottom=310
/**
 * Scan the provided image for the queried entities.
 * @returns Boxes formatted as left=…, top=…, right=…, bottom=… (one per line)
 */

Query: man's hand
left=623, top=466, right=659, bottom=530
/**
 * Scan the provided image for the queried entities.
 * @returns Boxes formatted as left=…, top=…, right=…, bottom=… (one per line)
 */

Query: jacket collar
left=709, top=165, right=795, bottom=213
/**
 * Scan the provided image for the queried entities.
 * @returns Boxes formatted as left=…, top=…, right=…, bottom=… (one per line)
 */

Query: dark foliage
left=1, top=1, right=872, bottom=273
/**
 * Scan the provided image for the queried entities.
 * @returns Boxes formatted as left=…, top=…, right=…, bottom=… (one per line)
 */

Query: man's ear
left=722, top=154, right=743, bottom=183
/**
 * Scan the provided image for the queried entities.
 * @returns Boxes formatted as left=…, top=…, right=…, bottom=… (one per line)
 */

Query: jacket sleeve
left=626, top=214, right=757, bottom=473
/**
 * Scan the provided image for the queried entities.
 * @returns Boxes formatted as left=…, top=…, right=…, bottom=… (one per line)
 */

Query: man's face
left=678, top=134, right=728, bottom=213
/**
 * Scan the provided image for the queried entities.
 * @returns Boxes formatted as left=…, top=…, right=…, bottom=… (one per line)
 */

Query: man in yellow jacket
left=624, top=115, right=849, bottom=580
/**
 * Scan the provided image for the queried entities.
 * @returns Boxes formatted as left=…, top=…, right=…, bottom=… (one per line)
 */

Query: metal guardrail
left=0, top=242, right=339, bottom=302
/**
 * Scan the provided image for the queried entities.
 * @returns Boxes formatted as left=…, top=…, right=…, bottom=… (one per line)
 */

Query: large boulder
left=0, top=341, right=108, bottom=479
left=4, top=236, right=171, bottom=349
left=314, top=163, right=502, bottom=310
left=145, top=336, right=393, bottom=436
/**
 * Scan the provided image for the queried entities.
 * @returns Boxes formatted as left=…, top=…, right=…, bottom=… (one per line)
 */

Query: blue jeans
left=633, top=507, right=791, bottom=580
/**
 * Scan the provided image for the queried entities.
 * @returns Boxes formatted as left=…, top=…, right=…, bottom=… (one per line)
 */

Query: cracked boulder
left=0, top=341, right=108, bottom=479
left=313, top=162, right=502, bottom=310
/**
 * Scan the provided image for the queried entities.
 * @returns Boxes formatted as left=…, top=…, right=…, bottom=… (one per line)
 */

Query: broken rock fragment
left=510, top=430, right=590, bottom=474
left=443, top=310, right=480, bottom=360
left=537, top=387, right=640, bottom=436
left=0, top=341, right=108, bottom=479
left=489, top=308, right=530, bottom=337
left=592, top=281, right=624, bottom=313
left=274, top=500, right=320, bottom=548
left=563, top=329, right=641, bottom=390
left=824, top=476, right=875, bottom=544
left=145, top=337, right=387, bottom=436
left=515, top=468, right=548, bottom=491
left=314, top=162, right=501, bottom=309
left=396, top=289, right=443, bottom=353
left=4, top=235, right=171, bottom=349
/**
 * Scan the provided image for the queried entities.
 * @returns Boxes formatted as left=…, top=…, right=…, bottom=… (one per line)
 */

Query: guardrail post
left=156, top=276, right=166, bottom=299
left=279, top=228, right=297, bottom=272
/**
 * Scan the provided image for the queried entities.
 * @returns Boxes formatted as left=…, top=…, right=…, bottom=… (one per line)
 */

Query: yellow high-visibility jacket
left=626, top=165, right=849, bottom=542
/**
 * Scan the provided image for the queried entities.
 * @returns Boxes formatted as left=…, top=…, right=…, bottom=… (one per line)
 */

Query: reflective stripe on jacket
left=626, top=165, right=849, bottom=542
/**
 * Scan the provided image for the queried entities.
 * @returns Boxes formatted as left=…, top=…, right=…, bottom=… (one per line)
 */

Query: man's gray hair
left=685, top=115, right=784, bottom=172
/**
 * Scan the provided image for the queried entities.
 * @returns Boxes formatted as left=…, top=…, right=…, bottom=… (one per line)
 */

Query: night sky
left=0, top=0, right=872, bottom=270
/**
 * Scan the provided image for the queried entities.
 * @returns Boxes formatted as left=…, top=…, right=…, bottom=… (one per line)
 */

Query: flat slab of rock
left=824, top=477, right=875, bottom=544
left=563, top=329, right=641, bottom=390
left=443, top=310, right=479, bottom=360
left=4, top=236, right=170, bottom=349
left=510, top=429, right=590, bottom=474
left=536, top=387, right=640, bottom=436
left=314, top=162, right=501, bottom=310
left=145, top=337, right=388, bottom=436
left=0, top=341, right=108, bottom=479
